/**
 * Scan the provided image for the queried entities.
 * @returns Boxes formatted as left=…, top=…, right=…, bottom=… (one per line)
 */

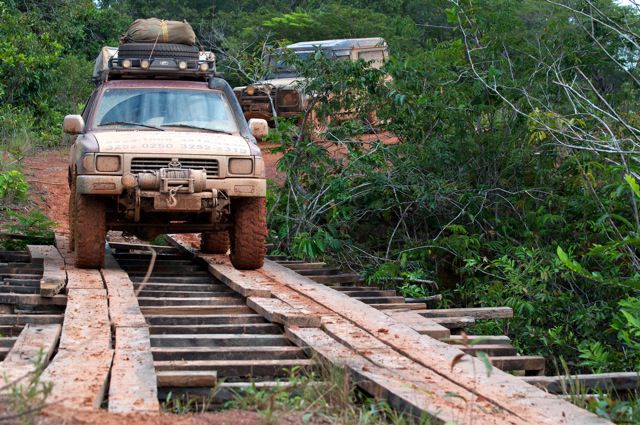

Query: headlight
left=278, top=90, right=299, bottom=107
left=81, top=154, right=95, bottom=173
left=246, top=85, right=255, bottom=96
left=96, top=155, right=121, bottom=172
left=228, top=158, right=253, bottom=175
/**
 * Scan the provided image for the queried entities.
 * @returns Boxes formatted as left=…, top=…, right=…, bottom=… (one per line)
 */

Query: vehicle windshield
left=93, top=88, right=239, bottom=134
left=265, top=49, right=337, bottom=78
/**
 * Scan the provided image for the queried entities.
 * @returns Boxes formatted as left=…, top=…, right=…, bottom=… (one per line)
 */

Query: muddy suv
left=65, top=50, right=269, bottom=270
left=234, top=38, right=388, bottom=123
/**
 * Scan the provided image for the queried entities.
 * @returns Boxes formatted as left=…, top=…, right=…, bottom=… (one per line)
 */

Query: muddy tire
left=229, top=197, right=267, bottom=270
left=201, top=231, right=230, bottom=254
left=74, top=194, right=106, bottom=269
left=68, top=185, right=76, bottom=250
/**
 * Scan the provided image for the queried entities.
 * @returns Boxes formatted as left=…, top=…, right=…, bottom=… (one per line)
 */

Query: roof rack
left=92, top=46, right=217, bottom=84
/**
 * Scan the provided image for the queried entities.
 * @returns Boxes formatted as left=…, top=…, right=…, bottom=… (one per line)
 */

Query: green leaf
left=625, top=174, right=640, bottom=199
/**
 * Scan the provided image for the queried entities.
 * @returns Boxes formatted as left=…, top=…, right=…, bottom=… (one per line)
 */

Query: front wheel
left=68, top=184, right=76, bottom=250
left=229, top=197, right=267, bottom=270
left=74, top=194, right=106, bottom=269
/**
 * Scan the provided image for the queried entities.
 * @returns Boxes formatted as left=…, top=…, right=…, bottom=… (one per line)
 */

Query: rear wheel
left=74, top=194, right=106, bottom=269
left=230, top=197, right=267, bottom=270
left=201, top=231, right=230, bottom=254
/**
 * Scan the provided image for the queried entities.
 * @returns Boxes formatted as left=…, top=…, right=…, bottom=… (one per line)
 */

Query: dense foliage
left=1, top=0, right=639, bottom=387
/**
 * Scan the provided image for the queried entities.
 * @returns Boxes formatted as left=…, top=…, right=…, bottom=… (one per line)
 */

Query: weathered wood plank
left=0, top=293, right=66, bottom=306
left=0, top=324, right=61, bottom=384
left=260, top=259, right=609, bottom=425
left=41, top=349, right=113, bottom=410
left=443, top=335, right=511, bottom=345
left=523, top=372, right=640, bottom=394
left=417, top=307, right=514, bottom=320
left=385, top=310, right=450, bottom=339
left=108, top=242, right=177, bottom=253
left=287, top=326, right=517, bottom=425
left=58, top=288, right=111, bottom=352
left=102, top=252, right=159, bottom=414
left=140, top=305, right=252, bottom=315
left=247, top=297, right=321, bottom=328
left=204, top=254, right=272, bottom=298
left=109, top=350, right=159, bottom=413
left=153, top=358, right=315, bottom=377
left=151, top=346, right=305, bottom=361
left=151, top=333, right=291, bottom=348
left=489, top=356, right=546, bottom=374
left=27, top=245, right=66, bottom=297
left=156, top=370, right=217, bottom=388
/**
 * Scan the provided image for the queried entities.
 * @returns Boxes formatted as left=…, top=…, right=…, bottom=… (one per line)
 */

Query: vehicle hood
left=93, top=131, right=252, bottom=156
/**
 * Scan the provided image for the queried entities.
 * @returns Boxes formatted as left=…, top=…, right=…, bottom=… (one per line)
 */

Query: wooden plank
left=149, top=323, right=281, bottom=335
left=154, top=359, right=315, bottom=377
left=204, top=254, right=272, bottom=298
left=151, top=333, right=291, bottom=348
left=151, top=346, right=306, bottom=361
left=0, top=314, right=63, bottom=325
left=27, top=245, right=66, bottom=297
left=66, top=267, right=105, bottom=290
left=460, top=344, right=517, bottom=356
left=247, top=297, right=321, bottom=328
left=41, top=349, right=113, bottom=410
left=260, top=259, right=609, bottom=425
left=0, top=293, right=66, bottom=306
left=108, top=242, right=177, bottom=253
left=430, top=316, right=475, bottom=329
left=102, top=252, right=159, bottom=414
left=137, top=296, right=244, bottom=306
left=109, top=349, right=159, bottom=413
left=157, top=370, right=217, bottom=387
left=145, top=314, right=266, bottom=326
left=287, top=326, right=517, bottom=424
left=386, top=311, right=450, bottom=339
left=58, top=288, right=111, bottom=352
left=417, top=307, right=514, bottom=320
left=0, top=324, right=61, bottom=384
left=443, top=335, right=511, bottom=345
left=523, top=372, right=640, bottom=394
left=140, top=305, right=252, bottom=315
left=489, top=356, right=546, bottom=374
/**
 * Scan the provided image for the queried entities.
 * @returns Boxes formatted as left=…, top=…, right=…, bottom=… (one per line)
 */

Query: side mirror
left=248, top=118, right=269, bottom=140
left=63, top=115, right=85, bottom=135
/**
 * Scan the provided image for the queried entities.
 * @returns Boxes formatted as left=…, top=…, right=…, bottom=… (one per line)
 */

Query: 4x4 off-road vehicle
left=65, top=41, right=269, bottom=270
left=234, top=38, right=388, bottom=124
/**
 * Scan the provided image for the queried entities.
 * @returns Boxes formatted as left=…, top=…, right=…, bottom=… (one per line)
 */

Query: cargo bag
left=92, top=46, right=118, bottom=83
left=121, top=18, right=197, bottom=46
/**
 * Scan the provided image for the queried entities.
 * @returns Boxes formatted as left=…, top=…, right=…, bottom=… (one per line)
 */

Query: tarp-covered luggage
left=121, top=18, right=196, bottom=46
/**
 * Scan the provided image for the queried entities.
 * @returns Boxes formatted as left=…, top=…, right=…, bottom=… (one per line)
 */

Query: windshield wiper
left=98, top=121, right=165, bottom=131
left=162, top=123, right=232, bottom=135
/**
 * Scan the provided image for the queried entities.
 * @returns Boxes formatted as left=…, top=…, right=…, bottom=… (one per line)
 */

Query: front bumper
left=76, top=175, right=266, bottom=197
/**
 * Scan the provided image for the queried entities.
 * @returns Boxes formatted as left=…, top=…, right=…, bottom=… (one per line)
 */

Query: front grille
left=130, top=158, right=219, bottom=177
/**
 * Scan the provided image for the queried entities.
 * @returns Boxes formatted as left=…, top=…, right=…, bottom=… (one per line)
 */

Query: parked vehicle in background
left=66, top=19, right=269, bottom=270
left=233, top=38, right=389, bottom=125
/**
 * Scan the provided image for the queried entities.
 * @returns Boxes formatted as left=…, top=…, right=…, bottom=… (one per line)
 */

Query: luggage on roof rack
left=92, top=45, right=216, bottom=84
left=121, top=18, right=197, bottom=46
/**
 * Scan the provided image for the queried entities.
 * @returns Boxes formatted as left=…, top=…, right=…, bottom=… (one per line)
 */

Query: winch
left=137, top=168, right=207, bottom=193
